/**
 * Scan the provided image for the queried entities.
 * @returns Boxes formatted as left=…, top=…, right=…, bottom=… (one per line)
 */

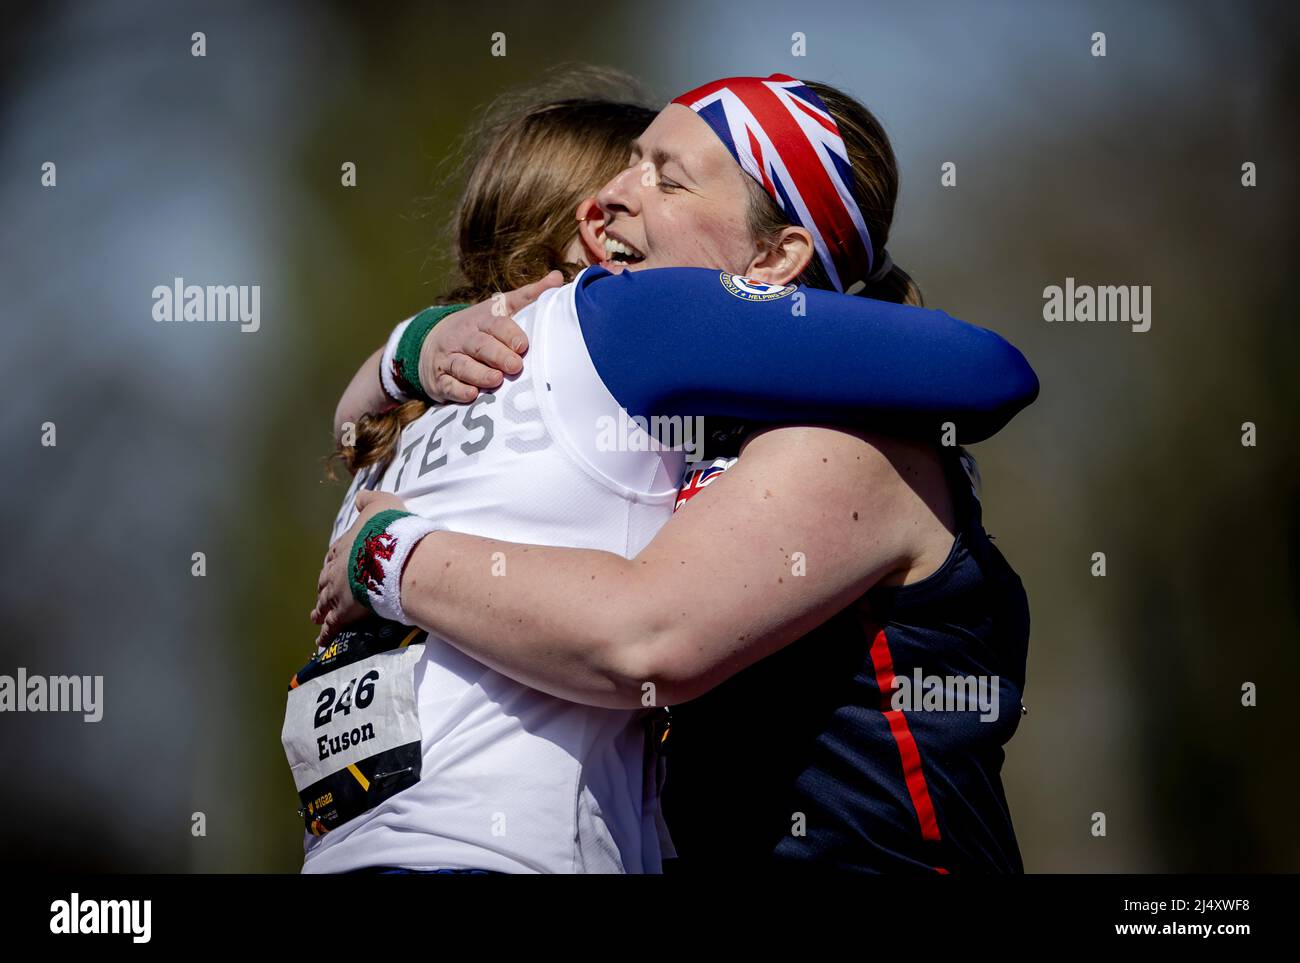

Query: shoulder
left=738, top=424, right=928, bottom=479
left=737, top=425, right=956, bottom=536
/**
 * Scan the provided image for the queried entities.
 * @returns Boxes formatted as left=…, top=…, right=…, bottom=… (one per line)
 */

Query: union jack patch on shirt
left=675, top=457, right=737, bottom=512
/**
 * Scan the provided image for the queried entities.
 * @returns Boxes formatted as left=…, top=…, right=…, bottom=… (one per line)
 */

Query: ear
left=743, top=226, right=813, bottom=285
left=575, top=197, right=608, bottom=266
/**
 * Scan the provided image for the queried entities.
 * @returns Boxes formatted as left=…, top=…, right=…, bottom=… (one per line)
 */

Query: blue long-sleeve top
left=573, top=267, right=1038, bottom=444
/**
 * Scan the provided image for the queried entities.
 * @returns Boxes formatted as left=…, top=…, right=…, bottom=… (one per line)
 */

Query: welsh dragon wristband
left=378, top=304, right=469, bottom=404
left=348, top=509, right=441, bottom=625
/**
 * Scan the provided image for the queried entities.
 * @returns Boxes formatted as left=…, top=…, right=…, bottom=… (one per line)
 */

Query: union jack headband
left=672, top=74, right=875, bottom=293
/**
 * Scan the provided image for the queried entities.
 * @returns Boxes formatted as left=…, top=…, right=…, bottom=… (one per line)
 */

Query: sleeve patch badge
left=719, top=272, right=797, bottom=301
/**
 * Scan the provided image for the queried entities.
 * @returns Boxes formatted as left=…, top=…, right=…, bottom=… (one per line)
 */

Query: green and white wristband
left=347, top=509, right=440, bottom=625
left=378, top=304, right=469, bottom=404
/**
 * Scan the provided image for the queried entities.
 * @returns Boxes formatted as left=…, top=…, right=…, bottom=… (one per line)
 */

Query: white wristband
left=350, top=511, right=441, bottom=625
left=378, top=316, right=415, bottom=404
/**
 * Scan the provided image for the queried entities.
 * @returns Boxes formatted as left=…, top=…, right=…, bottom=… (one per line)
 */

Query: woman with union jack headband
left=309, top=72, right=1035, bottom=874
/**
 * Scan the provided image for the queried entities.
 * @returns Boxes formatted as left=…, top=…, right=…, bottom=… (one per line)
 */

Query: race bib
left=281, top=618, right=426, bottom=836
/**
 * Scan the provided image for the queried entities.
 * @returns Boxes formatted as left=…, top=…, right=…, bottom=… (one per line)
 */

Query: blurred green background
left=1, top=0, right=1296, bottom=872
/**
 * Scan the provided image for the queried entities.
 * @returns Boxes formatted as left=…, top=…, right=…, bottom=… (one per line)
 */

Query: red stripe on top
left=788, top=92, right=840, bottom=135
left=747, top=127, right=775, bottom=196
left=867, top=624, right=943, bottom=843
left=673, top=77, right=737, bottom=107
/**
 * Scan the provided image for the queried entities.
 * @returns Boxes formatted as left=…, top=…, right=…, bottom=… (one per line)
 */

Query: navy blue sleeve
left=572, top=267, right=1038, bottom=445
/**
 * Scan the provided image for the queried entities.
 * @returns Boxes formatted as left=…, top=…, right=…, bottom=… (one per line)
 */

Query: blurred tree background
left=1, top=0, right=1296, bottom=872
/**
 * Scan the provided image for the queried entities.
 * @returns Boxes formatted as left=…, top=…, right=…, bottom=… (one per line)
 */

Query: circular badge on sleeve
left=719, top=272, right=797, bottom=301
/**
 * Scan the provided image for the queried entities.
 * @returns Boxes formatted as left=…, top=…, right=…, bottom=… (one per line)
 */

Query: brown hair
left=338, top=67, right=658, bottom=474
left=745, top=81, right=923, bottom=307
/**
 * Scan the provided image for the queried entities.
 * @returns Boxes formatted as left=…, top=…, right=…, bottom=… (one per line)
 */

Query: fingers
left=432, top=372, right=480, bottom=404
left=502, top=270, right=563, bottom=316
left=317, top=551, right=339, bottom=592
left=448, top=347, right=509, bottom=386
left=316, top=606, right=348, bottom=647
left=477, top=311, right=529, bottom=358
left=310, top=590, right=333, bottom=625
left=356, top=488, right=408, bottom=518
left=455, top=337, right=518, bottom=381
left=312, top=592, right=338, bottom=642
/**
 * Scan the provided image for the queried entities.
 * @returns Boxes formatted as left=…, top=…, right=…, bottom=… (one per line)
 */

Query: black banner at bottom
left=7, top=872, right=1291, bottom=948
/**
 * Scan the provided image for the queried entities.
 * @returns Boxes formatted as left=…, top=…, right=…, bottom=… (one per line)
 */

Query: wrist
left=377, top=318, right=413, bottom=403
left=378, top=304, right=469, bottom=404
left=397, top=530, right=445, bottom=621
left=348, top=509, right=441, bottom=624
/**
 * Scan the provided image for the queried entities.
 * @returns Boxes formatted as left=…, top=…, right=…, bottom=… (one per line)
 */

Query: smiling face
left=576, top=104, right=812, bottom=284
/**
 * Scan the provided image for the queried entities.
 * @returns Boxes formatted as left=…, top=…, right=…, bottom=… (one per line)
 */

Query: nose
left=596, top=163, right=641, bottom=222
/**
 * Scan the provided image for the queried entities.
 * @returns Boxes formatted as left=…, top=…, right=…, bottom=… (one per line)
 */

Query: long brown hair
left=746, top=81, right=924, bottom=307
left=339, top=67, right=657, bottom=474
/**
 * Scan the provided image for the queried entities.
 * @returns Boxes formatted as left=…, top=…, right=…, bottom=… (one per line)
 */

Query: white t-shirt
left=302, top=276, right=684, bottom=874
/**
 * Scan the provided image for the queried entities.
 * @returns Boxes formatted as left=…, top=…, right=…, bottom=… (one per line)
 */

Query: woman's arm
left=316, top=425, right=951, bottom=709
left=573, top=267, right=1039, bottom=444
left=333, top=267, right=1038, bottom=448
left=333, top=347, right=388, bottom=440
